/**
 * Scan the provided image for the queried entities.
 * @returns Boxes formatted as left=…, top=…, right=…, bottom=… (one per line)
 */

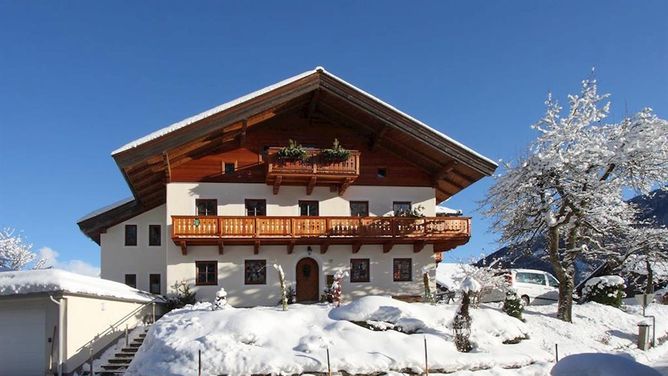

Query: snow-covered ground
left=125, top=295, right=668, bottom=375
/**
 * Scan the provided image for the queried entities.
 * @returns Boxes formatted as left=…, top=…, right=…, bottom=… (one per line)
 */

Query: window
left=299, top=201, right=319, bottom=216
left=547, top=274, right=559, bottom=288
left=148, top=225, right=161, bottom=246
left=350, top=259, right=370, bottom=282
left=195, top=261, right=218, bottom=286
left=149, top=274, right=161, bottom=294
left=377, top=168, right=387, bottom=178
left=326, top=274, right=335, bottom=287
left=350, top=201, right=369, bottom=217
left=516, top=272, right=546, bottom=286
left=124, top=274, right=137, bottom=288
left=393, top=201, right=412, bottom=216
left=224, top=162, right=236, bottom=174
left=195, top=199, right=217, bottom=216
left=245, top=199, right=266, bottom=216
left=393, top=258, right=412, bottom=282
left=245, top=260, right=266, bottom=285
left=124, top=225, right=137, bottom=246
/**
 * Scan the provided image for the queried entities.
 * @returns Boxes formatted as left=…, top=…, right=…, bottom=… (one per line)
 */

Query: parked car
left=481, top=268, right=560, bottom=306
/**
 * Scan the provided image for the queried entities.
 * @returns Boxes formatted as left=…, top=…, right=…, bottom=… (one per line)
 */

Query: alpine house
left=78, top=67, right=497, bottom=306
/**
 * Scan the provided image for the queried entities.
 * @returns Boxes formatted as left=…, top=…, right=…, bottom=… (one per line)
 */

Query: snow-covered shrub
left=453, top=276, right=480, bottom=352
left=286, top=284, right=296, bottom=304
left=502, top=290, right=523, bottom=321
left=166, top=280, right=197, bottom=310
left=212, top=288, right=228, bottom=310
left=273, top=264, right=288, bottom=311
left=582, top=276, right=626, bottom=308
left=331, top=270, right=349, bottom=307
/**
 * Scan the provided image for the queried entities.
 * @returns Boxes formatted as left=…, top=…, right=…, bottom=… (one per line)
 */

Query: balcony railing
left=265, top=147, right=360, bottom=195
left=172, top=215, right=469, bottom=242
left=266, top=147, right=360, bottom=177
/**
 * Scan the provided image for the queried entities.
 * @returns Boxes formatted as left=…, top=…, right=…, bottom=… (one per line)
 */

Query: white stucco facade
left=100, top=205, right=167, bottom=294
left=100, top=182, right=441, bottom=306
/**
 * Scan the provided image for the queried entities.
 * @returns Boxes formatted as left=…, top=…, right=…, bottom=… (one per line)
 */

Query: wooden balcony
left=171, top=215, right=470, bottom=255
left=265, top=147, right=360, bottom=195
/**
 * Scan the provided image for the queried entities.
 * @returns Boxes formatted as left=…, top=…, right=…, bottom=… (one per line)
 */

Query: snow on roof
left=78, top=196, right=134, bottom=223
left=112, top=69, right=320, bottom=155
left=111, top=67, right=497, bottom=167
left=435, top=205, right=462, bottom=215
left=0, top=269, right=158, bottom=302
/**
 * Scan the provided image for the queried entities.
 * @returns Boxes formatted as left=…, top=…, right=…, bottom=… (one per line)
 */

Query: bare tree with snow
left=0, top=228, right=47, bottom=271
left=483, top=73, right=668, bottom=322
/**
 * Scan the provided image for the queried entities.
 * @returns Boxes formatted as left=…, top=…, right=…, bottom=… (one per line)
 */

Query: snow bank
left=0, top=269, right=158, bottom=302
left=127, top=296, right=536, bottom=376
left=436, top=263, right=478, bottom=290
left=436, top=205, right=462, bottom=216
left=551, top=353, right=661, bottom=376
left=582, top=275, right=626, bottom=296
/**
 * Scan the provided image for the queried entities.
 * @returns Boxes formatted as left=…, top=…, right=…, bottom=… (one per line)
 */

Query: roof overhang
left=78, top=67, right=497, bottom=244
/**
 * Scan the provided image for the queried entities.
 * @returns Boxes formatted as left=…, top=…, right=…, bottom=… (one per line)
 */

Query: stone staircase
left=91, top=327, right=149, bottom=376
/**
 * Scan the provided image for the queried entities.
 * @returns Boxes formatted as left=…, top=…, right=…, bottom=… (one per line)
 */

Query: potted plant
left=320, top=138, right=351, bottom=163
left=276, top=139, right=308, bottom=162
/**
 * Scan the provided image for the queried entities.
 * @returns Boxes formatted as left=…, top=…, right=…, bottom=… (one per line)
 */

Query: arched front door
left=296, top=257, right=319, bottom=303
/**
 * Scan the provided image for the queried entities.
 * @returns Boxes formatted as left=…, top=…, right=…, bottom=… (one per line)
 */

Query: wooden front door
left=296, top=257, right=319, bottom=302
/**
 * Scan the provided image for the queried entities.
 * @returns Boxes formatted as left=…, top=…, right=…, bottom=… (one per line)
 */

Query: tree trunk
left=547, top=225, right=574, bottom=322
left=645, top=260, right=654, bottom=294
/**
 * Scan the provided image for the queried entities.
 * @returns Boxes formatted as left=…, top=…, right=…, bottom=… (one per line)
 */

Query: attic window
left=224, top=162, right=235, bottom=174
left=377, top=168, right=387, bottom=178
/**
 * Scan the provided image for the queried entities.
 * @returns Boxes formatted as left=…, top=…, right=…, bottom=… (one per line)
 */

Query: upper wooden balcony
left=171, top=215, right=470, bottom=255
left=265, top=147, right=360, bottom=195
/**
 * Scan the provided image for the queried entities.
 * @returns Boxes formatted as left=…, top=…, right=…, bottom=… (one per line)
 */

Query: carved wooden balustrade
left=171, top=215, right=470, bottom=255
left=265, top=147, right=360, bottom=195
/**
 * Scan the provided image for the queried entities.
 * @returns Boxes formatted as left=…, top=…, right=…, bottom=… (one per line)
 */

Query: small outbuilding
left=0, top=269, right=162, bottom=376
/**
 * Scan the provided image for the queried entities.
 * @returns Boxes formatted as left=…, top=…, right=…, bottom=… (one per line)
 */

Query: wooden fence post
left=198, top=349, right=202, bottom=376
left=327, top=347, right=331, bottom=376
left=424, top=336, right=429, bottom=375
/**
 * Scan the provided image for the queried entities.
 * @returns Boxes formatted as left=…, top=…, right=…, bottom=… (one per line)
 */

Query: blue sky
left=1, top=1, right=666, bottom=273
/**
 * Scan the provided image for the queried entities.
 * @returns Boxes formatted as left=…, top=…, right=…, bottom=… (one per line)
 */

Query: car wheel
left=521, top=295, right=530, bottom=306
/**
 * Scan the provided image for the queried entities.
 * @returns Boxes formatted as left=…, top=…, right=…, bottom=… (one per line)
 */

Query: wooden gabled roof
left=78, top=67, right=497, bottom=244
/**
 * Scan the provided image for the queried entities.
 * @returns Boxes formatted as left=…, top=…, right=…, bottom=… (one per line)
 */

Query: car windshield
left=516, top=272, right=546, bottom=285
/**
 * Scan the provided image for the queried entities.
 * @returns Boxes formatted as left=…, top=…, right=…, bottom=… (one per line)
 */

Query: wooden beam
left=432, top=161, right=458, bottom=184
left=254, top=240, right=260, bottom=255
left=305, top=89, right=320, bottom=120
left=306, top=176, right=317, bottom=195
left=180, top=241, right=187, bottom=255
left=163, top=152, right=171, bottom=183
left=383, top=242, right=394, bottom=253
left=368, top=127, right=388, bottom=151
left=352, top=242, right=362, bottom=254
left=238, top=119, right=247, bottom=146
left=320, top=241, right=330, bottom=254
left=218, top=240, right=224, bottom=255
left=287, top=240, right=295, bottom=254
left=273, top=176, right=283, bottom=195
left=413, top=241, right=425, bottom=253
left=338, top=178, right=353, bottom=196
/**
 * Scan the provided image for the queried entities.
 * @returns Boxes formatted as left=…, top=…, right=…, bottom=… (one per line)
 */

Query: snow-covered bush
left=582, top=276, right=626, bottom=308
left=502, top=290, right=523, bottom=321
left=0, top=228, right=46, bottom=271
left=436, top=262, right=506, bottom=308
left=273, top=264, right=288, bottom=311
left=166, top=280, right=197, bottom=310
left=331, top=270, right=349, bottom=307
left=212, top=288, right=228, bottom=310
left=453, top=276, right=480, bottom=352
